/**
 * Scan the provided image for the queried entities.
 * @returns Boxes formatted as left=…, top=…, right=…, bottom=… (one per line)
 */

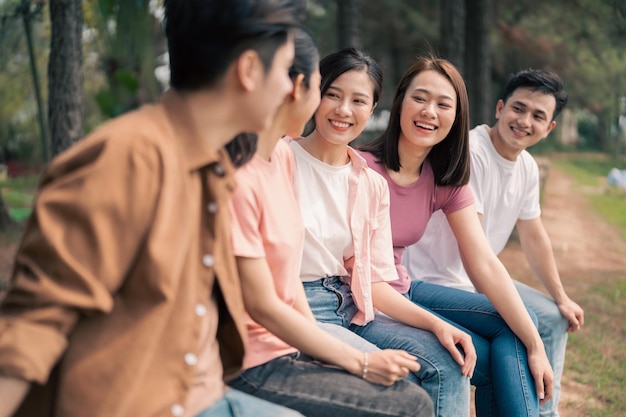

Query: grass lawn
left=553, top=153, right=626, bottom=416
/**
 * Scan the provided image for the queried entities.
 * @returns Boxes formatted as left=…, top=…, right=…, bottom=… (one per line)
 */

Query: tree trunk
left=465, top=0, right=494, bottom=126
left=337, top=0, right=361, bottom=49
left=440, top=0, right=465, bottom=74
left=0, top=194, right=15, bottom=231
left=48, top=0, right=83, bottom=158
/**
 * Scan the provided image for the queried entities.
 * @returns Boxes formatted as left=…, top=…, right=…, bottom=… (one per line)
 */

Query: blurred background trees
left=0, top=0, right=625, bottom=169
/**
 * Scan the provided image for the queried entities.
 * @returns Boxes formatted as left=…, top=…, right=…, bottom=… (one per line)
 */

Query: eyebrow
left=511, top=100, right=548, bottom=118
left=411, top=87, right=454, bottom=101
left=328, top=85, right=372, bottom=99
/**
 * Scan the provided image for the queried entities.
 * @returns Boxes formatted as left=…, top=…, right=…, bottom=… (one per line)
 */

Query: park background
left=0, top=1, right=625, bottom=416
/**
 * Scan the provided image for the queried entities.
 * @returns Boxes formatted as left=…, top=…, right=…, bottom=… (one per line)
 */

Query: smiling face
left=398, top=70, right=457, bottom=154
left=491, top=87, right=557, bottom=160
left=313, top=69, right=376, bottom=146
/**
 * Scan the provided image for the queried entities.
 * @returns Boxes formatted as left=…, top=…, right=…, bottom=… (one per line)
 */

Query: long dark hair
left=226, top=27, right=319, bottom=168
left=360, top=55, right=470, bottom=186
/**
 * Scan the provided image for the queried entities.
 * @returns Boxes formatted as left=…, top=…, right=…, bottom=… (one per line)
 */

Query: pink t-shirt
left=229, top=140, right=302, bottom=369
left=360, top=151, right=474, bottom=294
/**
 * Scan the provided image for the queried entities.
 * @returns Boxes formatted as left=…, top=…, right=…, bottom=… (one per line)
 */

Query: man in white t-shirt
left=403, top=69, right=584, bottom=417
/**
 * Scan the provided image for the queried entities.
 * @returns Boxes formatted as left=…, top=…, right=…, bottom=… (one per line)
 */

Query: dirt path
left=499, top=161, right=626, bottom=416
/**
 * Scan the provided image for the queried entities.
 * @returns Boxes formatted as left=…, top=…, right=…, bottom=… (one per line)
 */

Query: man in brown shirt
left=0, top=1, right=306, bottom=416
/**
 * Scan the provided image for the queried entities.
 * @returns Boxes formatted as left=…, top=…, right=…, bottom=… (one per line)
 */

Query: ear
left=370, top=102, right=378, bottom=115
left=236, top=50, right=263, bottom=92
left=291, top=73, right=305, bottom=101
left=544, top=120, right=557, bottom=138
left=494, top=99, right=504, bottom=119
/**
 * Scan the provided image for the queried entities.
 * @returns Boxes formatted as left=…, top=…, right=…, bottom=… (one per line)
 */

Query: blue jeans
left=228, top=352, right=434, bottom=417
left=409, top=280, right=540, bottom=417
left=303, top=277, right=472, bottom=417
left=196, top=389, right=304, bottom=417
left=515, top=280, right=568, bottom=417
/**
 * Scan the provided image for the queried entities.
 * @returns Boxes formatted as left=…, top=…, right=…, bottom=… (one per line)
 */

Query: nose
left=334, top=99, right=351, bottom=116
left=420, top=102, right=436, bottom=118
left=518, top=112, right=531, bottom=127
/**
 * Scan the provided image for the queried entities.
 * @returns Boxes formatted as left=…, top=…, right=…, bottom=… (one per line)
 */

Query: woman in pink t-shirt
left=292, top=48, right=481, bottom=417
left=358, top=56, right=553, bottom=416
left=226, top=29, right=433, bottom=417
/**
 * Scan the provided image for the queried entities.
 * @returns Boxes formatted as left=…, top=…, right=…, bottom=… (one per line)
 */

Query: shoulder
left=46, top=105, right=168, bottom=181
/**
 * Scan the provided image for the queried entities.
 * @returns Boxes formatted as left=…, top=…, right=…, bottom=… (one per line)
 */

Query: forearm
left=0, top=376, right=30, bottom=417
left=248, top=297, right=363, bottom=375
left=371, top=282, right=442, bottom=332
left=520, top=231, right=567, bottom=303
left=236, top=257, right=363, bottom=375
left=476, top=262, right=545, bottom=353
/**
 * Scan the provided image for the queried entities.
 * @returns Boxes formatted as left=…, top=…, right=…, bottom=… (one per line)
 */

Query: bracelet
left=362, top=352, right=369, bottom=380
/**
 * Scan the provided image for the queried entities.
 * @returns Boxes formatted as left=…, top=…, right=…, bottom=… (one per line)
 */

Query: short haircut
left=503, top=69, right=568, bottom=121
left=164, top=0, right=307, bottom=91
left=361, top=55, right=471, bottom=187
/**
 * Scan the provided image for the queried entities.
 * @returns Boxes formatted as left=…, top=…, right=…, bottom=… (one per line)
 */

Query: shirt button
left=363, top=292, right=370, bottom=299
left=195, top=304, right=207, bottom=317
left=206, top=201, right=218, bottom=213
left=202, top=254, right=215, bottom=267
left=184, top=353, right=198, bottom=366
left=171, top=404, right=184, bottom=416
left=356, top=262, right=363, bottom=268
left=212, top=163, right=225, bottom=177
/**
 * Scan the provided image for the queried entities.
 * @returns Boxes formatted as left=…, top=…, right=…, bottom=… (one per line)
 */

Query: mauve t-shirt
left=359, top=151, right=474, bottom=294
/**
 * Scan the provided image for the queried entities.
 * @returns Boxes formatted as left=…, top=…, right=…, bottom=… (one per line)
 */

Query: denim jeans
left=515, top=280, right=568, bottom=417
left=227, top=352, right=434, bottom=417
left=195, top=389, right=304, bottom=417
left=410, top=280, right=540, bottom=417
left=303, top=277, right=472, bottom=417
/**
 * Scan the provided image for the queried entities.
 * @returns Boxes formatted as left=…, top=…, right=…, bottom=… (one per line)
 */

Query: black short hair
left=164, top=0, right=307, bottom=91
left=503, top=69, right=568, bottom=120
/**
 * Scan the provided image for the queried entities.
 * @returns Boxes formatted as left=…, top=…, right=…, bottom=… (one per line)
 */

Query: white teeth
left=331, top=120, right=350, bottom=128
left=415, top=122, right=435, bottom=130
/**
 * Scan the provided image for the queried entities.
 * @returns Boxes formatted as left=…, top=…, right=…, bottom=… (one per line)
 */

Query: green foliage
left=0, top=174, right=37, bottom=222
left=0, top=2, right=49, bottom=166
left=90, top=0, right=163, bottom=119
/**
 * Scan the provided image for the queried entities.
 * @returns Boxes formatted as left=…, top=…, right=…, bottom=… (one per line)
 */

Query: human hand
left=363, top=350, right=421, bottom=386
left=527, top=349, right=554, bottom=405
left=558, top=297, right=584, bottom=332
left=432, top=321, right=476, bottom=378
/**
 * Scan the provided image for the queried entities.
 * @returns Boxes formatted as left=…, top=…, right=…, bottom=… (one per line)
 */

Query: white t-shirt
left=402, top=124, right=542, bottom=291
left=290, top=141, right=355, bottom=282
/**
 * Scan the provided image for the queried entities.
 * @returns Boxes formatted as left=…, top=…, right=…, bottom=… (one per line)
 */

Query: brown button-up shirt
left=0, top=90, right=247, bottom=417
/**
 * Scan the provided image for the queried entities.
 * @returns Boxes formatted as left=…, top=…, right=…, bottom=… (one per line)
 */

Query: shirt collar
left=347, top=146, right=368, bottom=171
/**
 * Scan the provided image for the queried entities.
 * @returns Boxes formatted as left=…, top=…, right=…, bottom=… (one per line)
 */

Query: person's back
left=0, top=1, right=307, bottom=416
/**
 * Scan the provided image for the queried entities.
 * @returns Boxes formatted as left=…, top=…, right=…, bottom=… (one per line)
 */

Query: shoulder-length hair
left=360, top=55, right=470, bottom=186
